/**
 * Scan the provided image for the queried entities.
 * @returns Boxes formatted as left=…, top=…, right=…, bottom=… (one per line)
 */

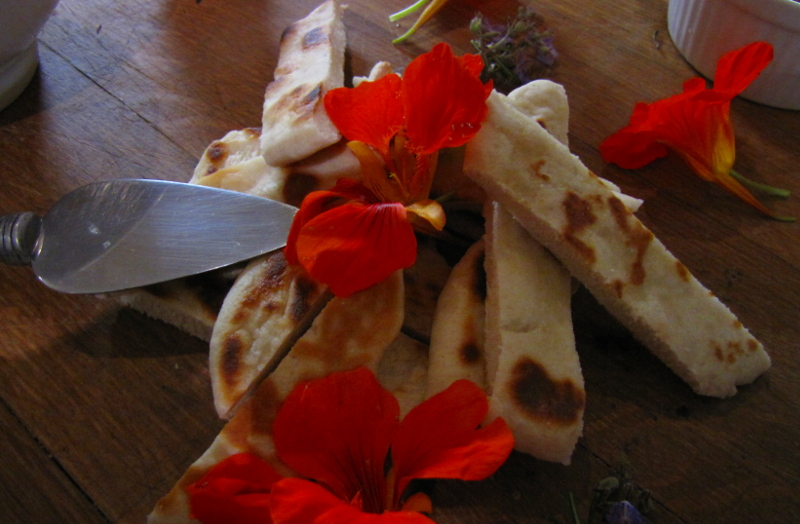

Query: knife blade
left=0, top=179, right=297, bottom=294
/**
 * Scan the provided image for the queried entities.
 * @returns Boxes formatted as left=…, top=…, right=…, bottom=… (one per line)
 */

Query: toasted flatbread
left=507, top=80, right=570, bottom=147
left=260, top=0, right=346, bottom=167
left=464, top=90, right=770, bottom=398
left=147, top=271, right=404, bottom=524
left=483, top=202, right=584, bottom=464
left=426, top=80, right=586, bottom=464
left=377, top=333, right=432, bottom=418
left=507, top=80, right=642, bottom=213
left=191, top=127, right=360, bottom=206
left=425, top=239, right=487, bottom=398
left=209, top=251, right=327, bottom=418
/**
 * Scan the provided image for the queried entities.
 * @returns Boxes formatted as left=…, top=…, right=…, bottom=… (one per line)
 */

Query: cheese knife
left=0, top=179, right=297, bottom=294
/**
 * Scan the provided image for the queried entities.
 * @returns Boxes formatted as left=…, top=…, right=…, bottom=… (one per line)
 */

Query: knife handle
left=0, top=212, right=42, bottom=266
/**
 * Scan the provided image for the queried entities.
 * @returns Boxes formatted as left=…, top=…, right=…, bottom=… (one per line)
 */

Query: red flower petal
left=322, top=505, right=436, bottom=524
left=273, top=368, right=400, bottom=513
left=403, top=43, right=491, bottom=155
left=390, top=379, right=514, bottom=504
left=599, top=102, right=669, bottom=169
left=269, top=478, right=346, bottom=524
left=187, top=453, right=283, bottom=524
left=284, top=179, right=378, bottom=266
left=292, top=198, right=417, bottom=297
left=646, top=96, right=735, bottom=181
left=713, top=41, right=773, bottom=97
left=270, top=478, right=435, bottom=524
left=324, top=74, right=405, bottom=158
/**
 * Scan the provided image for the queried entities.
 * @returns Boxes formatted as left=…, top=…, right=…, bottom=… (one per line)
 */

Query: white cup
left=668, top=0, right=800, bottom=110
left=0, top=0, right=60, bottom=112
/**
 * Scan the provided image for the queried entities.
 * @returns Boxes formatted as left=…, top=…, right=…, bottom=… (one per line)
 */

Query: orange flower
left=187, top=368, right=514, bottom=524
left=600, top=41, right=792, bottom=220
left=285, top=43, right=492, bottom=296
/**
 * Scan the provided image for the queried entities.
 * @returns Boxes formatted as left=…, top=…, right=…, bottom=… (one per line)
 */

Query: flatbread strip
left=425, top=207, right=585, bottom=465
left=508, top=80, right=642, bottom=212
left=464, top=91, right=770, bottom=398
left=260, top=0, right=346, bottom=167
left=147, top=271, right=404, bottom=524
left=484, top=202, right=584, bottom=464
left=427, top=80, right=586, bottom=464
left=426, top=238, right=488, bottom=399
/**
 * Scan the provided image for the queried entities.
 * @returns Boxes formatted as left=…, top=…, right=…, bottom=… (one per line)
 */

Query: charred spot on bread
left=267, top=84, right=322, bottom=122
left=606, top=194, right=654, bottom=285
left=628, top=228, right=653, bottom=286
left=302, top=26, right=328, bottom=48
left=531, top=159, right=550, bottom=181
left=222, top=332, right=248, bottom=386
left=612, top=279, right=625, bottom=298
left=280, top=21, right=300, bottom=46
left=510, top=357, right=585, bottom=425
left=460, top=342, right=482, bottom=365
left=289, top=277, right=320, bottom=322
left=563, top=191, right=597, bottom=263
left=204, top=141, right=228, bottom=175
left=713, top=338, right=761, bottom=364
left=231, top=254, right=289, bottom=323
left=303, top=84, right=322, bottom=105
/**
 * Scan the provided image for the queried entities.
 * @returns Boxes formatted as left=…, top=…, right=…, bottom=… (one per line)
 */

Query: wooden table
left=1, top=0, right=798, bottom=522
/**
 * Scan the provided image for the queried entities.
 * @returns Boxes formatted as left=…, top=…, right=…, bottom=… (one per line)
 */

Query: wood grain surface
left=0, top=0, right=798, bottom=522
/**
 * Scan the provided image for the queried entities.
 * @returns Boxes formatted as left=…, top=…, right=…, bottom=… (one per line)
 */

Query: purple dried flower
left=606, top=501, right=645, bottom=524
left=470, top=7, right=557, bottom=92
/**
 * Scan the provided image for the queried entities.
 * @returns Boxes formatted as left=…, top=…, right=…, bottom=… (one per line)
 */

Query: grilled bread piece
left=464, top=91, right=770, bottom=398
left=209, top=251, right=327, bottom=418
left=260, top=0, right=346, bottom=167
left=507, top=80, right=642, bottom=212
left=147, top=271, right=404, bottom=523
left=426, top=79, right=586, bottom=463
left=426, top=239, right=488, bottom=398
left=484, top=202, right=584, bottom=464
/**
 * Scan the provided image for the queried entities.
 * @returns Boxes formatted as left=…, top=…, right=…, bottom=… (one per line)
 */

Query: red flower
left=600, top=41, right=792, bottom=220
left=285, top=43, right=492, bottom=297
left=187, top=368, right=514, bottom=523
left=270, top=368, right=514, bottom=523
left=186, top=452, right=283, bottom=524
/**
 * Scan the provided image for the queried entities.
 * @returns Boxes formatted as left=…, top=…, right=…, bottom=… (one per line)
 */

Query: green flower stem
left=392, top=29, right=416, bottom=44
left=567, top=492, right=582, bottom=524
left=389, top=0, right=429, bottom=22
left=730, top=169, right=791, bottom=198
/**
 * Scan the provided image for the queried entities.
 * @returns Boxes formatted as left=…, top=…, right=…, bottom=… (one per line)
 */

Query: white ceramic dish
left=668, top=0, right=800, bottom=110
left=0, top=0, right=60, bottom=112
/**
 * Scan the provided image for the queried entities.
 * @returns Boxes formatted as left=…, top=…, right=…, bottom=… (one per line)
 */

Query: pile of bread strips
left=144, top=0, right=771, bottom=520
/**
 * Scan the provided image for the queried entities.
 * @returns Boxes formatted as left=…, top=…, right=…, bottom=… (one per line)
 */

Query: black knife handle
left=0, top=212, right=42, bottom=266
